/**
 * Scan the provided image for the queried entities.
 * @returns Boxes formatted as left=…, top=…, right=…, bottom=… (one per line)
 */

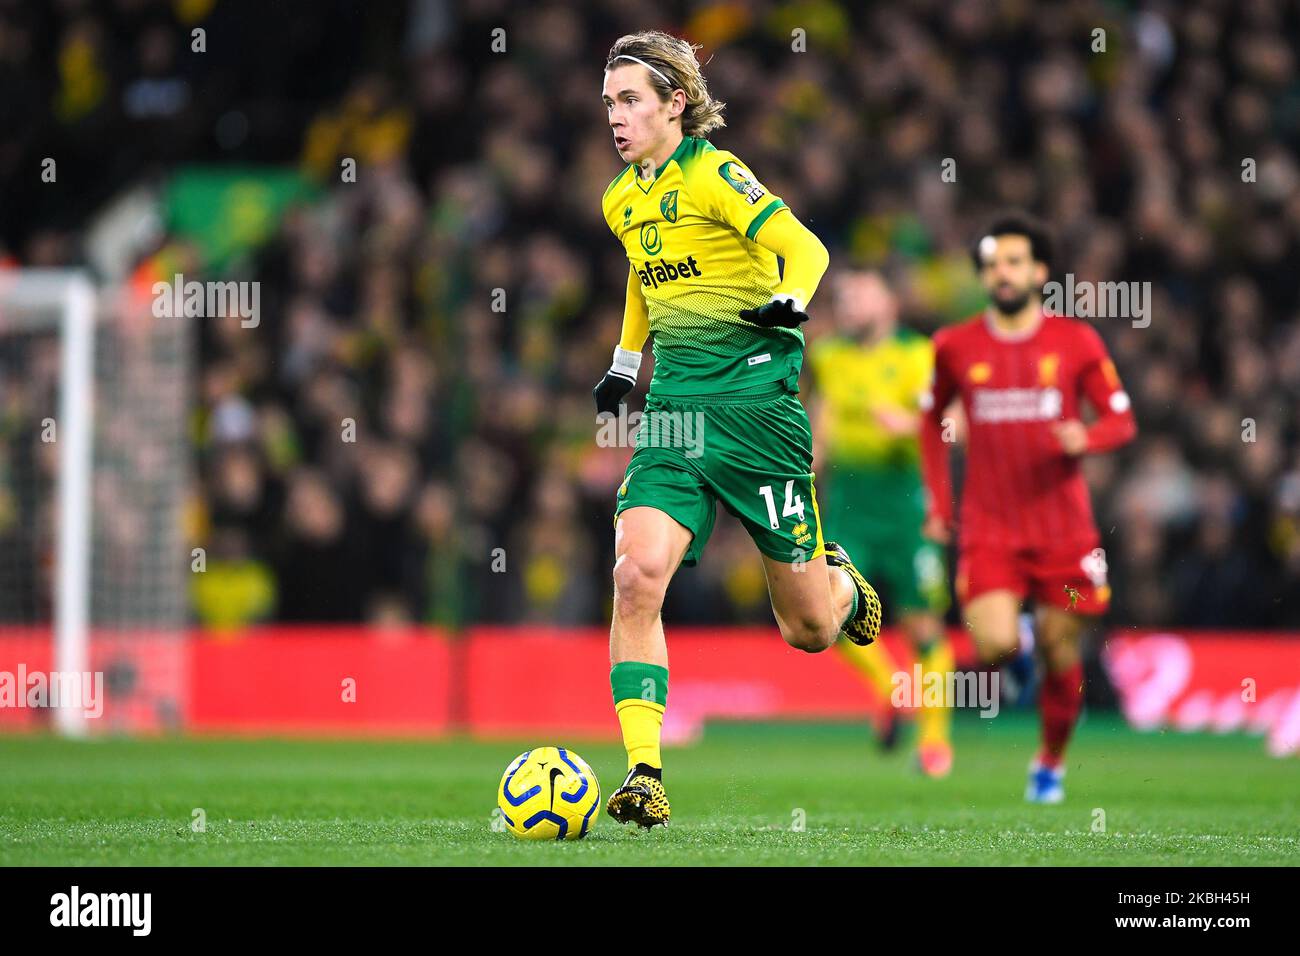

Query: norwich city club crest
left=660, top=189, right=678, bottom=223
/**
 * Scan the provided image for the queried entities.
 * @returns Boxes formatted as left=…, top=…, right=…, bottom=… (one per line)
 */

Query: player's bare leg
left=1024, top=605, right=1086, bottom=803
left=1034, top=604, right=1084, bottom=673
left=763, top=548, right=880, bottom=651
left=609, top=507, right=691, bottom=668
left=961, top=590, right=1021, bottom=665
left=904, top=610, right=956, bottom=777
left=606, top=506, right=692, bottom=829
left=762, top=554, right=847, bottom=652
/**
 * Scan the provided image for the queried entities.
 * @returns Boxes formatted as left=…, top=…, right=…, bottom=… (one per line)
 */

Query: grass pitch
left=1, top=714, right=1296, bottom=866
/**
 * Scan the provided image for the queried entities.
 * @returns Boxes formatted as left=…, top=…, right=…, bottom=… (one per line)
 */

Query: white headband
left=611, top=54, right=673, bottom=87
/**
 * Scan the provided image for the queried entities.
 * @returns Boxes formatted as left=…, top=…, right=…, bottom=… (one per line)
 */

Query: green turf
left=1, top=714, right=1296, bottom=865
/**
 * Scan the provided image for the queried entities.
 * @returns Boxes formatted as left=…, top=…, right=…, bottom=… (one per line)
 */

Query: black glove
left=738, top=296, right=809, bottom=329
left=593, top=347, right=642, bottom=416
left=593, top=369, right=635, bottom=416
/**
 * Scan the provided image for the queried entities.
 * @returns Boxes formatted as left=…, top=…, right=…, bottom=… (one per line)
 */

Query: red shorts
left=956, top=542, right=1111, bottom=615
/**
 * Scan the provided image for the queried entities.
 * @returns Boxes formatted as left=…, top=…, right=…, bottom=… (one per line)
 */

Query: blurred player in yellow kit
left=808, top=270, right=955, bottom=777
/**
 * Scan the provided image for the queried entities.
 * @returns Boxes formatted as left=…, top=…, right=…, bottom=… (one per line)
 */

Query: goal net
left=0, top=270, right=191, bottom=736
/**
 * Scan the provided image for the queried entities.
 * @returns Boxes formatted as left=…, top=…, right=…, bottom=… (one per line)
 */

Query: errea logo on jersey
left=636, top=256, right=703, bottom=289
left=971, top=387, right=1062, bottom=423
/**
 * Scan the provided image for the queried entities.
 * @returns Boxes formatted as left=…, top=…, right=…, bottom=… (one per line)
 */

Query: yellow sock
left=917, top=639, right=955, bottom=746
left=611, top=661, right=668, bottom=770
left=839, top=638, right=901, bottom=702
left=614, top=699, right=666, bottom=769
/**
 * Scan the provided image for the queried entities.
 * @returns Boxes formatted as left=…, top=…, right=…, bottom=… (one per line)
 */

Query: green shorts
left=614, top=383, right=825, bottom=566
left=819, top=461, right=949, bottom=615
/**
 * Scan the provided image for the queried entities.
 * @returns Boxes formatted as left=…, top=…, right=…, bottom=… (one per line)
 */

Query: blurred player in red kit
left=920, top=214, right=1136, bottom=803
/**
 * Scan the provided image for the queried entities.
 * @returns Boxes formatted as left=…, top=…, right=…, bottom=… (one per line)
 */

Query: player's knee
left=612, top=551, right=669, bottom=618
left=779, top=616, right=838, bottom=653
left=968, top=624, right=1017, bottom=664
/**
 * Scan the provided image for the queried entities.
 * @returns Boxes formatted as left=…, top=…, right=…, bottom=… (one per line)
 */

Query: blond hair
left=605, top=31, right=726, bottom=138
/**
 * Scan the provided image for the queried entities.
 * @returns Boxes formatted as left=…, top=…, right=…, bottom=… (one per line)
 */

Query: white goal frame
left=0, top=269, right=97, bottom=737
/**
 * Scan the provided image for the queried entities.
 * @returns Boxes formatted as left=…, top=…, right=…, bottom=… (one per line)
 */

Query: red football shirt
left=920, top=311, right=1136, bottom=550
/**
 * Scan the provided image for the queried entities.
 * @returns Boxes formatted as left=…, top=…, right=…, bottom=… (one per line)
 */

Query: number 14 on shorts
left=758, top=480, right=805, bottom=529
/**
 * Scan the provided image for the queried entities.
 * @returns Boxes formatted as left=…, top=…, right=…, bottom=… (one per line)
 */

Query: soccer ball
left=496, top=747, right=600, bottom=840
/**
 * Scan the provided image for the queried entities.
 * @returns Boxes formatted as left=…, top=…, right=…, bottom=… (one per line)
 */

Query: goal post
left=0, top=268, right=191, bottom=737
left=55, top=273, right=95, bottom=738
left=0, top=270, right=96, bottom=736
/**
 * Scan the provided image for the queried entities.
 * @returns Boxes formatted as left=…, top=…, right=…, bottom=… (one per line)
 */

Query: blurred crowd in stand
left=2, top=0, right=1297, bottom=629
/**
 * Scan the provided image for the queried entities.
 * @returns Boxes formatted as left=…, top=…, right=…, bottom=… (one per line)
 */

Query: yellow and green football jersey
left=602, top=135, right=798, bottom=396
left=808, top=327, right=934, bottom=469
left=808, top=327, right=947, bottom=612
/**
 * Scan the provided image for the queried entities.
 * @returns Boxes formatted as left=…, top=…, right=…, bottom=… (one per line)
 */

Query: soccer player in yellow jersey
left=808, top=270, right=956, bottom=777
left=593, top=31, right=881, bottom=828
